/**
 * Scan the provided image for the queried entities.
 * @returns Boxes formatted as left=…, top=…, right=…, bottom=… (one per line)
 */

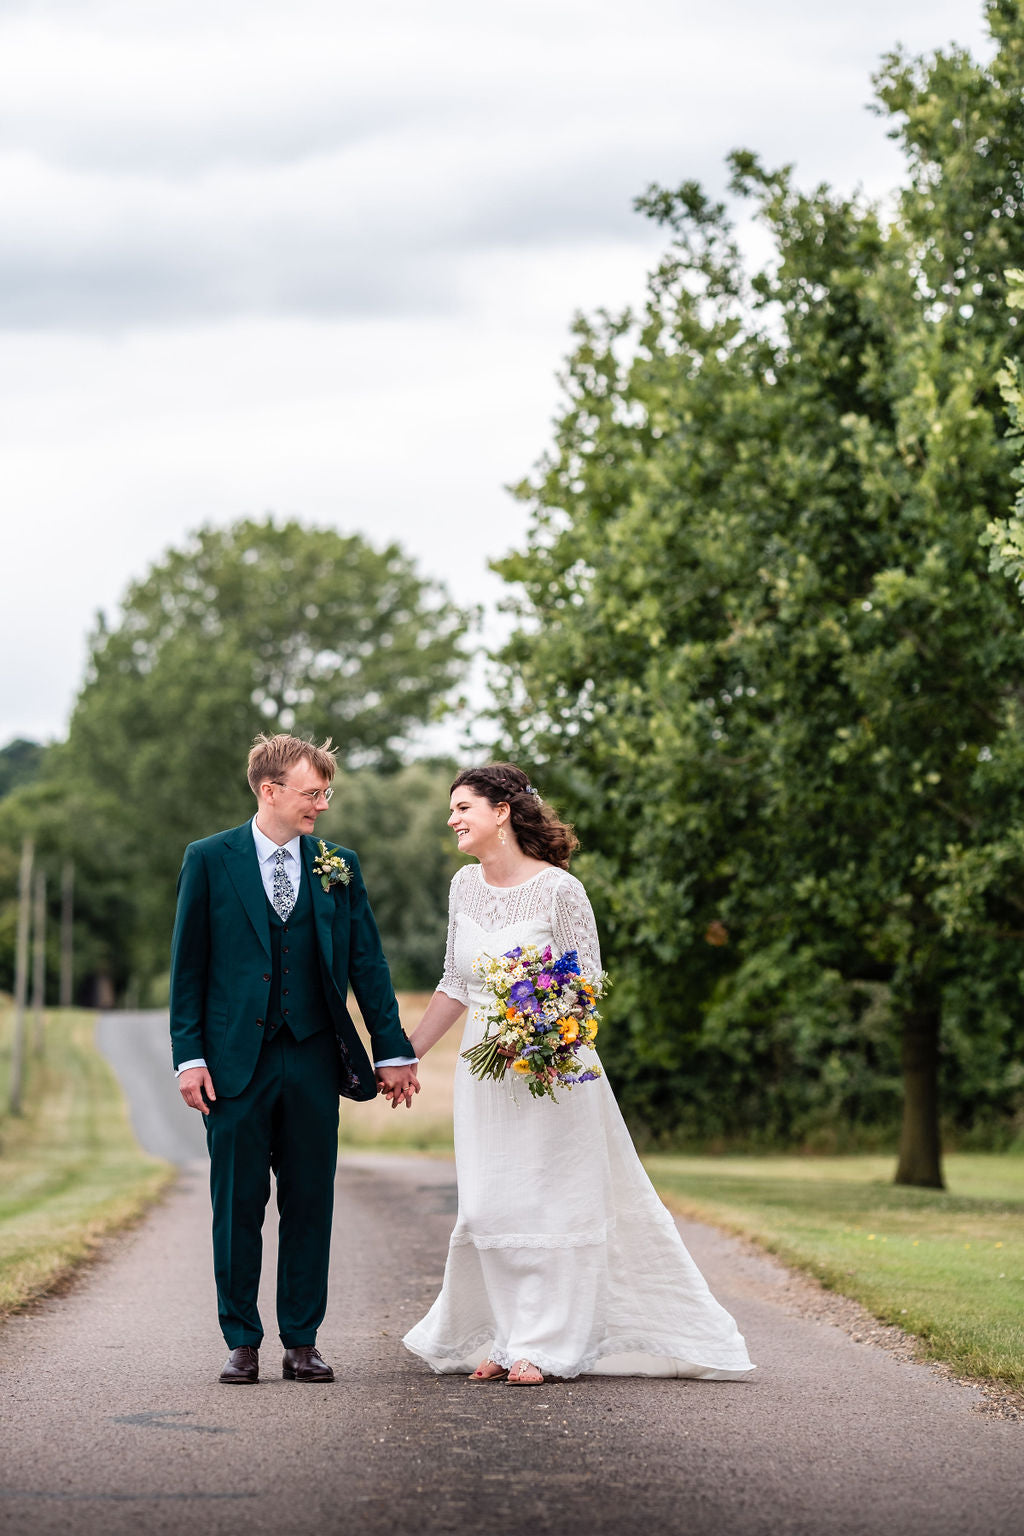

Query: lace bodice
left=437, top=864, right=602, bottom=1004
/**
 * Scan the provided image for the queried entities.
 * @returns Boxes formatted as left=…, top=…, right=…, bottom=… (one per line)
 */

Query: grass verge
left=646, top=1153, right=1024, bottom=1389
left=0, top=1003, right=174, bottom=1320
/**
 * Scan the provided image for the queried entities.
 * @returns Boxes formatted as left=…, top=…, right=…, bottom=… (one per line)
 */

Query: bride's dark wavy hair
left=451, top=762, right=579, bottom=870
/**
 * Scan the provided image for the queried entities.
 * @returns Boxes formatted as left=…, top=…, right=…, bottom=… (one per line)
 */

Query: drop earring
left=498, top=828, right=506, bottom=845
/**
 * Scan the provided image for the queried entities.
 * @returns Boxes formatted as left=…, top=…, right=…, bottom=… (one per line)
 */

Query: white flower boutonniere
left=312, top=839, right=352, bottom=891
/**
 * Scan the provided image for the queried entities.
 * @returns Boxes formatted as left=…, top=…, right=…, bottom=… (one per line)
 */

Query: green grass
left=645, top=1153, right=1024, bottom=1389
left=0, top=1003, right=174, bottom=1319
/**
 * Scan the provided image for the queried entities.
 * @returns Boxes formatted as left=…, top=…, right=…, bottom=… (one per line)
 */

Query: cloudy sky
left=0, top=0, right=990, bottom=746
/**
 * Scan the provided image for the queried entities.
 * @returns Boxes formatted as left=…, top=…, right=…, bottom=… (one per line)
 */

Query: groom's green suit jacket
left=169, top=821, right=412, bottom=1101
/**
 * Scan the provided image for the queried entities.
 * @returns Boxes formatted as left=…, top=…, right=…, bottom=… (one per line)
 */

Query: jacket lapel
left=222, top=824, right=271, bottom=959
left=303, top=836, right=335, bottom=973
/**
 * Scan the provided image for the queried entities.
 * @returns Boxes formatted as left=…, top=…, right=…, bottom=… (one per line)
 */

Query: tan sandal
left=468, top=1359, right=509, bottom=1382
left=507, top=1358, right=544, bottom=1385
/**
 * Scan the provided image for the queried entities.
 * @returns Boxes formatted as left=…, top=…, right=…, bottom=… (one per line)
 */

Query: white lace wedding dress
left=402, top=864, right=754, bottom=1380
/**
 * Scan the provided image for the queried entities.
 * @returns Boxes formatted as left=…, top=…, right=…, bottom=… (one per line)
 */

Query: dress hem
left=402, top=1326, right=755, bottom=1382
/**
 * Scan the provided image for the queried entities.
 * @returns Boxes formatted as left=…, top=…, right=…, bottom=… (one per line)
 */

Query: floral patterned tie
left=272, top=848, right=296, bottom=920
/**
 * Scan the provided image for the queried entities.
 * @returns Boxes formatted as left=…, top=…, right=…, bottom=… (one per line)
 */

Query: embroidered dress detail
left=403, top=862, right=755, bottom=1382
left=272, top=848, right=296, bottom=921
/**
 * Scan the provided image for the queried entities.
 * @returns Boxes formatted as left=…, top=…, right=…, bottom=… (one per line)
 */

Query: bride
left=400, top=763, right=754, bottom=1386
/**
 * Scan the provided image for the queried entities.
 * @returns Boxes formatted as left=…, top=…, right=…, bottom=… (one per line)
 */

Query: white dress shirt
left=175, top=816, right=415, bottom=1074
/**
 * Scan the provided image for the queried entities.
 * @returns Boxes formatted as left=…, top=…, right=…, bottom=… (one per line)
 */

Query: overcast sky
left=0, top=0, right=991, bottom=747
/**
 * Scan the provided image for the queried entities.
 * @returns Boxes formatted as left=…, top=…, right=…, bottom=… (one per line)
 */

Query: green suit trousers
left=205, top=1024, right=340, bottom=1348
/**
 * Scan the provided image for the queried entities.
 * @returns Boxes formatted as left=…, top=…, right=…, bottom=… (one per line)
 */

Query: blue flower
left=552, top=949, right=580, bottom=976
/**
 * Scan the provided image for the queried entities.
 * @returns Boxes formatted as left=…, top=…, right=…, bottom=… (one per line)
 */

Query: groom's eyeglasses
left=272, top=782, right=334, bottom=804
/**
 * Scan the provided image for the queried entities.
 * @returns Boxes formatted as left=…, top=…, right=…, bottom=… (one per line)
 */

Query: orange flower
left=505, top=1006, right=518, bottom=1020
left=560, top=1019, right=580, bottom=1043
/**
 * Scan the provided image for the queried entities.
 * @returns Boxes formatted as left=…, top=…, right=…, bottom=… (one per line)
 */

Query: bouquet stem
left=461, top=1033, right=510, bottom=1082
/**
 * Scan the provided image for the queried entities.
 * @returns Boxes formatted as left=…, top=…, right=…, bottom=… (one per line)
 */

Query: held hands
left=178, top=1066, right=217, bottom=1115
left=375, top=1064, right=420, bottom=1110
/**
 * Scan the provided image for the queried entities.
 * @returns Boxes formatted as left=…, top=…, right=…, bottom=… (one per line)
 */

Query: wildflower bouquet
left=461, top=944, right=605, bottom=1102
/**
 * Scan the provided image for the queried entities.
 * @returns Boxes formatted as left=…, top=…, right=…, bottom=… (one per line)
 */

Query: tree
left=59, top=517, right=469, bottom=992
left=0, top=740, right=47, bottom=801
left=493, top=3, right=1024, bottom=1182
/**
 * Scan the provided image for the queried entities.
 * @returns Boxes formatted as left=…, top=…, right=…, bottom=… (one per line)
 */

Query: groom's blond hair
left=247, top=733, right=338, bottom=795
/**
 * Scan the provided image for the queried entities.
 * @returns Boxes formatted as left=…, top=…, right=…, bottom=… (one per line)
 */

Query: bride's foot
left=507, top=1358, right=544, bottom=1385
left=468, top=1359, right=509, bottom=1381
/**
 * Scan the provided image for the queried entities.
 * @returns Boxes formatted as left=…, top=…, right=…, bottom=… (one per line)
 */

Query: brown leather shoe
left=219, top=1345, right=259, bottom=1384
left=282, top=1345, right=334, bottom=1383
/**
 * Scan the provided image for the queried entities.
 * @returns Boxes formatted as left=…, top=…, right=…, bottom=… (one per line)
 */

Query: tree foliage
left=0, top=740, right=47, bottom=800
left=493, top=2, right=1024, bottom=1176
left=0, top=518, right=469, bottom=997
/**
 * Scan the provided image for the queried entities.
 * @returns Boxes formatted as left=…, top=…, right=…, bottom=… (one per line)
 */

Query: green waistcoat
left=264, top=874, right=332, bottom=1041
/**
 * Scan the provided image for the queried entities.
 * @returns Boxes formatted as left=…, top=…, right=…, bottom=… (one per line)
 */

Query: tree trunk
left=32, top=868, right=46, bottom=1055
left=894, top=991, right=944, bottom=1188
left=59, top=861, right=74, bottom=1009
left=9, top=838, right=34, bottom=1116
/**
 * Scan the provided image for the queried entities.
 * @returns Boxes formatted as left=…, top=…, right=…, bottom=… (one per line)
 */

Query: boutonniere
left=312, top=839, right=351, bottom=891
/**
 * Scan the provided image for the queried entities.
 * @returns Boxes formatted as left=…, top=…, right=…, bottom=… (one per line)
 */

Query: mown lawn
left=0, top=1003, right=174, bottom=1319
left=647, top=1153, right=1024, bottom=1388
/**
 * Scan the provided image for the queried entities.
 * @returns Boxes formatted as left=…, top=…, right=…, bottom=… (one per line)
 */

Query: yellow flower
left=511, top=1058, right=531, bottom=1075
left=560, top=1019, right=580, bottom=1043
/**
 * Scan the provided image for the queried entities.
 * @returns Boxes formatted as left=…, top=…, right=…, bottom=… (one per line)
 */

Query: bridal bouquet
left=461, top=944, right=605, bottom=1102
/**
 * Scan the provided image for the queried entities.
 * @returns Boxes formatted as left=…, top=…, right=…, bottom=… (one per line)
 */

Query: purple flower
left=510, top=979, right=535, bottom=1003
left=536, top=972, right=552, bottom=989
left=504, top=946, right=523, bottom=960
left=541, top=945, right=552, bottom=963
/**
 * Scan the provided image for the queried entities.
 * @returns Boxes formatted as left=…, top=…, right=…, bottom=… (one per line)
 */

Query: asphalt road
left=0, top=1012, right=1020, bottom=1536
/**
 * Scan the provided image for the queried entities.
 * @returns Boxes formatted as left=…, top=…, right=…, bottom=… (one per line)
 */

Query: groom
left=170, top=732, right=419, bottom=1385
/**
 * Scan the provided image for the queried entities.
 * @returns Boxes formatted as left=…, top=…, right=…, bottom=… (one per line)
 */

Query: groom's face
left=262, top=757, right=331, bottom=841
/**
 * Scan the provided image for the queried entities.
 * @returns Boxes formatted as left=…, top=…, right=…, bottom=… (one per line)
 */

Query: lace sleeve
left=550, top=872, right=603, bottom=978
left=437, top=868, right=470, bottom=1004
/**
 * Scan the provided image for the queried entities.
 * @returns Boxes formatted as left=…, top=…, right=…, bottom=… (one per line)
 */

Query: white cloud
left=0, top=0, right=992, bottom=743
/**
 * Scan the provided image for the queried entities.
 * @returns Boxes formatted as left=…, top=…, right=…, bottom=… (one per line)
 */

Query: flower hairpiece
left=525, top=783, right=540, bottom=797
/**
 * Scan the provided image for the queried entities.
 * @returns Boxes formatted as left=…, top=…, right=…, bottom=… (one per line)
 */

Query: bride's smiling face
left=448, top=787, right=507, bottom=857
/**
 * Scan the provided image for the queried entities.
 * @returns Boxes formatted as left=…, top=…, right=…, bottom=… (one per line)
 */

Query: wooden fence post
left=9, top=837, right=34, bottom=1115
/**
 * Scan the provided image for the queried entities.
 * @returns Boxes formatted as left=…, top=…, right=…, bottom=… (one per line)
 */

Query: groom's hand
left=375, top=1064, right=420, bottom=1110
left=178, top=1066, right=217, bottom=1115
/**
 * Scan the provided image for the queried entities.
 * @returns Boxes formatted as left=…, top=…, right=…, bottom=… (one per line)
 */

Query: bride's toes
left=468, top=1359, right=508, bottom=1381
left=507, top=1358, right=544, bottom=1385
